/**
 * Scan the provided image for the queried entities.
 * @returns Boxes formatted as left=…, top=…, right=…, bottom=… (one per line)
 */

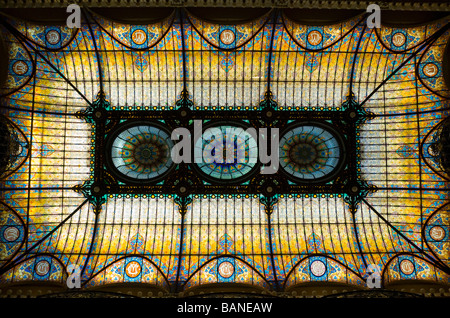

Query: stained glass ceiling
left=0, top=7, right=449, bottom=297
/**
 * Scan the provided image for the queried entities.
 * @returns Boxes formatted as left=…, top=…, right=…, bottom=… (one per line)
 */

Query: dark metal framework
left=72, top=9, right=378, bottom=215
left=0, top=7, right=450, bottom=294
left=74, top=89, right=374, bottom=200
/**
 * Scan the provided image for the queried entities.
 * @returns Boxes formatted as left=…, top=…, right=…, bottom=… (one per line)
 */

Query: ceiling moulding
left=0, top=0, right=450, bottom=11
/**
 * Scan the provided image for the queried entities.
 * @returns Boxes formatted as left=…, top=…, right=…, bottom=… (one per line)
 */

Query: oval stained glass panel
left=194, top=125, right=258, bottom=182
left=279, top=124, right=343, bottom=182
left=110, top=124, right=174, bottom=182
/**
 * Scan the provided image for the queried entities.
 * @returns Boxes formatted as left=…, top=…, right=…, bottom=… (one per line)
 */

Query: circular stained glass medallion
left=422, top=62, right=438, bottom=77
left=107, top=122, right=174, bottom=183
left=194, top=123, right=258, bottom=183
left=3, top=226, right=20, bottom=242
left=46, top=29, right=61, bottom=45
left=399, top=259, right=415, bottom=275
left=12, top=60, right=29, bottom=76
left=35, top=260, right=50, bottom=276
left=429, top=225, right=446, bottom=241
left=310, top=260, right=326, bottom=277
left=391, top=32, right=406, bottom=47
left=131, top=29, right=147, bottom=46
left=307, top=30, right=323, bottom=46
left=220, top=29, right=235, bottom=45
left=218, top=261, right=235, bottom=278
left=125, top=261, right=142, bottom=278
left=279, top=123, right=344, bottom=183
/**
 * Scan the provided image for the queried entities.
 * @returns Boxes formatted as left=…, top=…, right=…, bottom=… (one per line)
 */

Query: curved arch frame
left=282, top=253, right=366, bottom=290
left=185, top=8, right=273, bottom=53
left=0, top=26, right=36, bottom=99
left=280, top=11, right=367, bottom=53
left=421, top=201, right=450, bottom=268
left=0, top=200, right=28, bottom=269
left=181, top=254, right=273, bottom=291
left=418, top=116, right=450, bottom=182
left=381, top=252, right=450, bottom=287
left=0, top=253, right=68, bottom=283
left=88, top=9, right=176, bottom=52
left=82, top=254, right=172, bottom=291
left=0, top=115, right=30, bottom=180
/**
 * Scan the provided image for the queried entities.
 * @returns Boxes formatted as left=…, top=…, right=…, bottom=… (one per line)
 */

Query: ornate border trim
left=1, top=0, right=450, bottom=11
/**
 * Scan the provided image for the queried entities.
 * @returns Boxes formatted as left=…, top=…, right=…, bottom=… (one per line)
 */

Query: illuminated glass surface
left=193, top=124, right=258, bottom=182
left=109, top=123, right=174, bottom=182
left=0, top=8, right=449, bottom=294
left=279, top=124, right=342, bottom=182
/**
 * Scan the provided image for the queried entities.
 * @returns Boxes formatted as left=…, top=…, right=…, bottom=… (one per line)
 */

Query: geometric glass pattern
left=107, top=121, right=174, bottom=183
left=279, top=123, right=343, bottom=182
left=193, top=123, right=259, bottom=182
left=0, top=7, right=449, bottom=298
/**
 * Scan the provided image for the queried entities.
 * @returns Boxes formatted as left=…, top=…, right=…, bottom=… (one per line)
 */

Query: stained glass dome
left=107, top=122, right=174, bottom=183
left=193, top=123, right=259, bottom=182
left=279, top=123, right=344, bottom=182
left=0, top=3, right=450, bottom=300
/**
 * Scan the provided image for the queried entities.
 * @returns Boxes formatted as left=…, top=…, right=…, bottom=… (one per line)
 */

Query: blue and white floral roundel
left=110, top=124, right=174, bottom=181
left=194, top=125, right=258, bottom=181
left=279, top=124, right=342, bottom=182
